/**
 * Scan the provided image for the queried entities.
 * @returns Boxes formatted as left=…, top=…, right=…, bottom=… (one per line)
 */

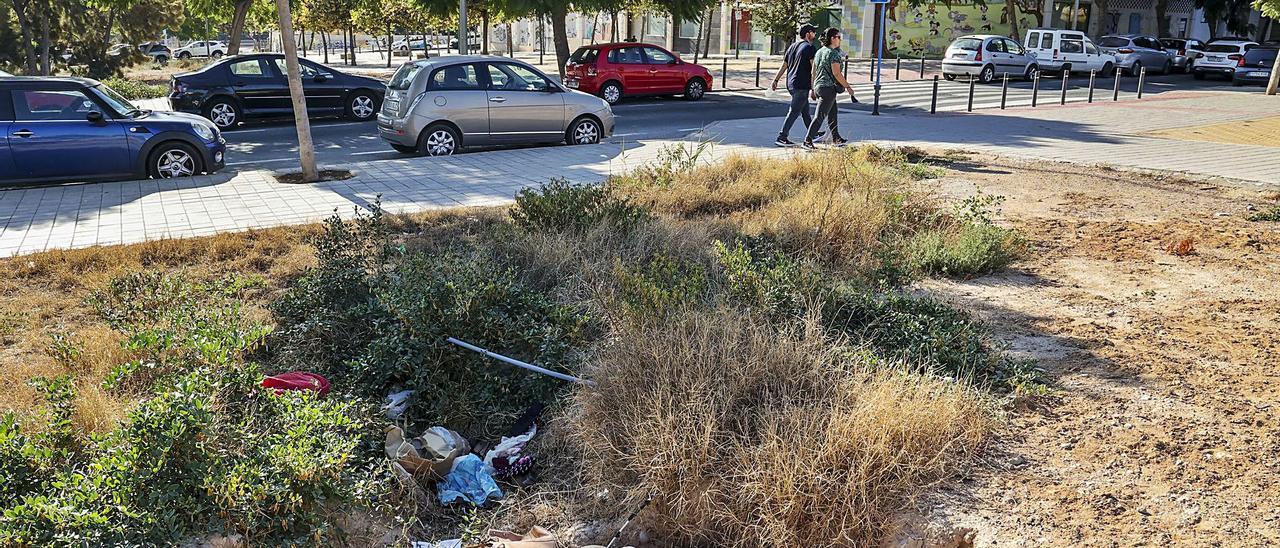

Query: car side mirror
left=315, top=72, right=331, bottom=82
left=86, top=110, right=105, bottom=124
left=669, top=58, right=681, bottom=65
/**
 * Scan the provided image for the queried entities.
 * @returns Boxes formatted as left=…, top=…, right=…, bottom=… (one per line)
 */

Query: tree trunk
left=1155, top=0, right=1170, bottom=39
left=506, top=23, right=514, bottom=56
left=702, top=7, right=712, bottom=57
left=551, top=5, right=570, bottom=78
left=424, top=29, right=430, bottom=58
left=323, top=32, right=330, bottom=63
left=228, top=0, right=252, bottom=54
left=300, top=26, right=307, bottom=56
left=102, top=7, right=116, bottom=54
left=1008, top=1, right=1019, bottom=41
left=480, top=10, right=489, bottom=54
left=274, top=0, right=318, bottom=182
left=1267, top=48, right=1279, bottom=95
left=387, top=24, right=393, bottom=67
left=10, top=0, right=38, bottom=74
left=38, top=0, right=50, bottom=76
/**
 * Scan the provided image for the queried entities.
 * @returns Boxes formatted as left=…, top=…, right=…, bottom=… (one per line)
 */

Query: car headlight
left=192, top=123, right=215, bottom=141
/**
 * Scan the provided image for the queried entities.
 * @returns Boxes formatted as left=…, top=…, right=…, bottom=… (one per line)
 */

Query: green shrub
left=1248, top=204, right=1280, bottom=222
left=615, top=253, right=709, bottom=317
left=908, top=193, right=1023, bottom=278
left=510, top=178, right=649, bottom=233
left=102, top=77, right=169, bottom=100
left=714, top=239, right=822, bottom=319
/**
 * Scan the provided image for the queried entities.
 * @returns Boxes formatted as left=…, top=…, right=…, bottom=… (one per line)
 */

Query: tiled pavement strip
left=1, top=90, right=1277, bottom=257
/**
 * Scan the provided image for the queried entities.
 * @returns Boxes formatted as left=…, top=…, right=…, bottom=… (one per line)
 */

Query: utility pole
left=458, top=0, right=468, bottom=55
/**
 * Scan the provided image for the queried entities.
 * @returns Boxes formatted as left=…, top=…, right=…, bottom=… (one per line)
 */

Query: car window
left=1188, top=40, right=1203, bottom=49
left=607, top=46, right=644, bottom=64
left=486, top=63, right=551, bottom=91
left=1243, top=48, right=1277, bottom=65
left=389, top=63, right=423, bottom=90
left=953, top=37, right=982, bottom=51
left=272, top=59, right=318, bottom=78
left=643, top=47, right=675, bottom=64
left=428, top=63, right=481, bottom=90
left=569, top=47, right=599, bottom=64
left=1027, top=32, right=1039, bottom=48
left=1085, top=42, right=1098, bottom=55
left=1004, top=39, right=1024, bottom=55
left=1099, top=37, right=1130, bottom=47
left=1204, top=44, right=1240, bottom=53
left=231, top=59, right=270, bottom=77
left=1041, top=34, right=1053, bottom=49
left=1060, top=39, right=1083, bottom=54
left=985, top=39, right=1004, bottom=52
left=12, top=89, right=100, bottom=121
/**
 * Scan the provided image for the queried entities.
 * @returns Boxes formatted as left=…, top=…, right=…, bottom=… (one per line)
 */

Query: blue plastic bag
left=437, top=454, right=503, bottom=506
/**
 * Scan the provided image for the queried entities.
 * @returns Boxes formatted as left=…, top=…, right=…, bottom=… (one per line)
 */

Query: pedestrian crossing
left=839, top=76, right=1150, bottom=113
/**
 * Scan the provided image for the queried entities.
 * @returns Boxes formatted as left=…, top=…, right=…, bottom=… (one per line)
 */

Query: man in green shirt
left=804, top=27, right=857, bottom=149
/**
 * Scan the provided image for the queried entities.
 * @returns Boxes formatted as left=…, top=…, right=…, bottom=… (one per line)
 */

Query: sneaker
left=801, top=140, right=817, bottom=150
left=775, top=137, right=794, bottom=147
left=832, top=137, right=849, bottom=146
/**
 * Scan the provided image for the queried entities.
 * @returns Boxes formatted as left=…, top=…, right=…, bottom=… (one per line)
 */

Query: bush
left=573, top=311, right=989, bottom=548
left=102, top=77, right=169, bottom=100
left=1248, top=204, right=1280, bottom=222
left=907, top=192, right=1023, bottom=278
left=510, top=178, right=649, bottom=234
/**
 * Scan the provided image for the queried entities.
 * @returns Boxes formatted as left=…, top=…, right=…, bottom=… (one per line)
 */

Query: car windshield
left=952, top=38, right=983, bottom=51
left=1098, top=37, right=1130, bottom=47
left=1204, top=44, right=1240, bottom=53
left=389, top=63, right=423, bottom=90
left=1243, top=48, right=1277, bottom=64
left=92, top=84, right=140, bottom=116
left=569, top=47, right=599, bottom=64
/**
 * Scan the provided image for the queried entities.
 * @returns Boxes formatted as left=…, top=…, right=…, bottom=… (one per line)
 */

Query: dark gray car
left=1098, top=34, right=1174, bottom=76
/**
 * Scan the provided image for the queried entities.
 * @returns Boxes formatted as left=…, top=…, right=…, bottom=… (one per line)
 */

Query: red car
left=563, top=42, right=713, bottom=105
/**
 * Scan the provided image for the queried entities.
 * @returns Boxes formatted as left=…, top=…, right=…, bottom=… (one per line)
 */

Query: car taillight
left=1195, top=52, right=1204, bottom=58
left=1117, top=48, right=1134, bottom=54
left=172, top=80, right=187, bottom=93
left=1229, top=54, right=1244, bottom=66
left=586, top=66, right=597, bottom=76
left=975, top=48, right=982, bottom=61
left=1178, top=48, right=1186, bottom=56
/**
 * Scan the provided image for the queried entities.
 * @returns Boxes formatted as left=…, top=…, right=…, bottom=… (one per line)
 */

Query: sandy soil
left=908, top=156, right=1280, bottom=546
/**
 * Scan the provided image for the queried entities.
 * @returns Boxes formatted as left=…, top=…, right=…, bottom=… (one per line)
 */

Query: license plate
left=565, top=79, right=579, bottom=88
left=1248, top=71, right=1270, bottom=77
left=1209, top=56, right=1223, bottom=62
left=951, top=53, right=967, bottom=59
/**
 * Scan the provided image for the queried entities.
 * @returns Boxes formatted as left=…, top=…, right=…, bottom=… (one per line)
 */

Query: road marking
left=350, top=150, right=394, bottom=156
left=227, top=121, right=373, bottom=135
left=226, top=157, right=298, bottom=166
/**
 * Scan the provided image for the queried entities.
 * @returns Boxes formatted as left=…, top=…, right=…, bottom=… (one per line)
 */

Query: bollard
left=930, top=75, right=939, bottom=113
left=1088, top=69, right=1096, bottom=103
left=722, top=57, right=728, bottom=90
left=1000, top=73, right=1008, bottom=109
left=1113, top=70, right=1121, bottom=101
left=920, top=55, right=926, bottom=78
left=873, top=83, right=881, bottom=115
left=755, top=57, right=761, bottom=88
left=1031, top=72, right=1040, bottom=107
left=967, top=75, right=975, bottom=112
left=869, top=59, right=874, bottom=81
left=1137, top=67, right=1146, bottom=99
left=896, top=57, right=901, bottom=80
left=1060, top=71, right=1069, bottom=105
left=843, top=59, right=849, bottom=80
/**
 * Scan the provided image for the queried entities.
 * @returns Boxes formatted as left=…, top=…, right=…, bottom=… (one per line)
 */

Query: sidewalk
left=1, top=90, right=1276, bottom=257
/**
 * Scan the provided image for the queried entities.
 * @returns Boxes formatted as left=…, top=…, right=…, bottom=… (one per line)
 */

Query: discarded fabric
left=383, top=389, right=414, bottom=419
left=260, top=371, right=330, bottom=395
left=484, top=424, right=537, bottom=478
left=437, top=454, right=503, bottom=506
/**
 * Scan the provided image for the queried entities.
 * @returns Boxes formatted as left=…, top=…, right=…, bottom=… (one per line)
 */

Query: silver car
left=377, top=56, right=615, bottom=156
left=1098, top=35, right=1174, bottom=76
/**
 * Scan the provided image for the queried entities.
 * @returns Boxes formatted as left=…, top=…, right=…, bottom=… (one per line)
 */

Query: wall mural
left=873, top=0, right=1044, bottom=57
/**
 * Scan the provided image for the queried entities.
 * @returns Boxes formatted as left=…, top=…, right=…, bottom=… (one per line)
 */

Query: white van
left=1024, top=28, right=1117, bottom=76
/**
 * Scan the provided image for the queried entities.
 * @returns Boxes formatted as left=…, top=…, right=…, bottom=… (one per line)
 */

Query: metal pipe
left=1137, top=66, right=1146, bottom=99
left=722, top=57, right=727, bottom=89
left=967, top=75, right=975, bottom=111
left=755, top=56, right=760, bottom=88
left=873, top=83, right=881, bottom=115
left=1088, top=69, right=1095, bottom=103
left=1113, top=70, right=1120, bottom=101
left=1000, top=73, right=1008, bottom=109
left=1031, top=72, right=1039, bottom=107
left=1060, top=70, right=1069, bottom=105
left=930, top=75, right=938, bottom=113
left=447, top=337, right=595, bottom=386
left=895, top=57, right=901, bottom=80
left=919, top=55, right=925, bottom=78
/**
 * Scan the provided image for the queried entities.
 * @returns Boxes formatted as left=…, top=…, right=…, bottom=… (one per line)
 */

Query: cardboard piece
left=384, top=426, right=471, bottom=481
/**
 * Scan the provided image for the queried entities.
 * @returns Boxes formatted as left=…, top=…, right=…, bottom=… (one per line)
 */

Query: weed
left=615, top=253, right=709, bottom=318
left=1247, top=204, right=1280, bottom=222
left=102, top=77, right=168, bottom=100
left=510, top=178, right=649, bottom=234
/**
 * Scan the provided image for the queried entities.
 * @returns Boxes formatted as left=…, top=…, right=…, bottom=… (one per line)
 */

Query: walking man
left=771, top=24, right=820, bottom=147
left=804, top=27, right=856, bottom=150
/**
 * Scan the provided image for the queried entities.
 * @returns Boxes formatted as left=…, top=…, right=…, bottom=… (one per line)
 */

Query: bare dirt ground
left=906, top=156, right=1280, bottom=547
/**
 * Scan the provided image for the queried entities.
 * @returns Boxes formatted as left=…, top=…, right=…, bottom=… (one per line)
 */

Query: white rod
left=447, top=337, right=596, bottom=386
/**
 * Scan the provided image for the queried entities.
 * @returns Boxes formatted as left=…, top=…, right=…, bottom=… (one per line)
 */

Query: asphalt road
left=221, top=72, right=1261, bottom=171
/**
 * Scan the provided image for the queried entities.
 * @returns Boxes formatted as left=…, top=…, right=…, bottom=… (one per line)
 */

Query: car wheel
left=567, top=117, right=602, bottom=145
left=683, top=77, right=706, bottom=101
left=148, top=142, right=202, bottom=179
left=1101, top=62, right=1114, bottom=77
left=1128, top=61, right=1142, bottom=77
left=599, top=81, right=623, bottom=105
left=943, top=73, right=956, bottom=81
left=1024, top=64, right=1040, bottom=81
left=178, top=51, right=191, bottom=59
left=155, top=55, right=168, bottom=64
left=211, top=51, right=223, bottom=59
left=978, top=64, right=995, bottom=84
left=1161, top=60, right=1172, bottom=75
left=346, top=91, right=379, bottom=120
left=203, top=98, right=240, bottom=130
left=418, top=124, right=460, bottom=156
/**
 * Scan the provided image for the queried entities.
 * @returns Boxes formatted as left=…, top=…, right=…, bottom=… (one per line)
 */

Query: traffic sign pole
left=871, top=0, right=889, bottom=116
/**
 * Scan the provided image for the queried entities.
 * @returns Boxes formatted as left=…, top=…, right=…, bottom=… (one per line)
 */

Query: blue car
left=1233, top=47, right=1277, bottom=86
left=1, top=77, right=226, bottom=185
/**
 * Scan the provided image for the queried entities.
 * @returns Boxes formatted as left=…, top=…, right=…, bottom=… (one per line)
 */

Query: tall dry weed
left=571, top=309, right=990, bottom=547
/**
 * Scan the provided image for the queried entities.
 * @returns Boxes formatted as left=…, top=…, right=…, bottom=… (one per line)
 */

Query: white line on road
left=226, top=158, right=298, bottom=166
left=226, top=121, right=372, bottom=135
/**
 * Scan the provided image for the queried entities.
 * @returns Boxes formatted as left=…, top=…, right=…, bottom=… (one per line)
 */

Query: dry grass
left=571, top=310, right=990, bottom=548
left=615, top=147, right=936, bottom=271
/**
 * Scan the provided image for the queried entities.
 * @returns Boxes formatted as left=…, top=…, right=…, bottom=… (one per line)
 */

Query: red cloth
left=261, top=372, right=330, bottom=396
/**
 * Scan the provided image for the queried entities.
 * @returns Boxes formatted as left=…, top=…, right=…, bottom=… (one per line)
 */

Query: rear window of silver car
left=1098, top=37, right=1130, bottom=47
left=389, top=64, right=423, bottom=90
left=953, top=38, right=983, bottom=51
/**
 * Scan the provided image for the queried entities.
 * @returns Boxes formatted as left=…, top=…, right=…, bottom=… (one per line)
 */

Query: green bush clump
left=1248, top=204, right=1280, bottom=222
left=510, top=177, right=649, bottom=233
left=907, top=193, right=1023, bottom=278
left=615, top=254, right=709, bottom=318
left=103, top=77, right=169, bottom=100
left=714, top=239, right=821, bottom=319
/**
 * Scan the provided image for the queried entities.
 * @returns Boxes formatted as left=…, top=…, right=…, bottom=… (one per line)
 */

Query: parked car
left=139, top=42, right=173, bottom=63
left=0, top=70, right=12, bottom=77
left=169, top=53, right=385, bottom=130
left=377, top=56, right=614, bottom=156
left=1194, top=40, right=1259, bottom=80
left=942, top=35, right=1039, bottom=83
left=393, top=38, right=429, bottom=52
left=1159, top=38, right=1205, bottom=72
left=1023, top=28, right=1115, bottom=76
left=1097, top=34, right=1174, bottom=75
left=0, top=77, right=226, bottom=184
left=563, top=42, right=713, bottom=104
left=174, top=40, right=227, bottom=60
left=1230, top=46, right=1276, bottom=86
